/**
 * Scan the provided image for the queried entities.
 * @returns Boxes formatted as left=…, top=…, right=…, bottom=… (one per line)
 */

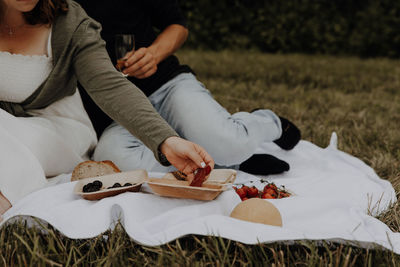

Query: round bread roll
left=230, top=198, right=282, bottom=227
left=71, top=160, right=121, bottom=181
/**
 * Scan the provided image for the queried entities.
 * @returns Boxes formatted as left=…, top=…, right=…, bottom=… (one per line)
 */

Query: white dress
left=0, top=32, right=97, bottom=204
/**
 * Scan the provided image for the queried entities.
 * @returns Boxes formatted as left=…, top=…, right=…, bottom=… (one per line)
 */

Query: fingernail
left=201, top=162, right=206, bottom=168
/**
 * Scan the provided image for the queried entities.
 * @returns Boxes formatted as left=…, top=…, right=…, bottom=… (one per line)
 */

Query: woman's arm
left=72, top=19, right=214, bottom=174
left=72, top=19, right=176, bottom=160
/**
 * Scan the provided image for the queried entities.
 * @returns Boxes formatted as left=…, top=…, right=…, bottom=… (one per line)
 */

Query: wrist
left=160, top=136, right=179, bottom=152
left=157, top=148, right=170, bottom=166
left=159, top=136, right=179, bottom=166
left=148, top=44, right=161, bottom=65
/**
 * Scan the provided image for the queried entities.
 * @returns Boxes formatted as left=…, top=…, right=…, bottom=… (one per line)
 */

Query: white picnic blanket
left=2, top=133, right=400, bottom=253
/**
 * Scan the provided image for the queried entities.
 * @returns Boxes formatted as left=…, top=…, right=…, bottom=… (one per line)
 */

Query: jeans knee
left=93, top=134, right=120, bottom=162
left=202, top=133, right=255, bottom=166
left=93, top=128, right=167, bottom=171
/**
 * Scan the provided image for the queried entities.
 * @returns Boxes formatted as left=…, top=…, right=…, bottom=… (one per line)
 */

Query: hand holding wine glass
left=121, top=46, right=159, bottom=79
left=115, top=34, right=135, bottom=77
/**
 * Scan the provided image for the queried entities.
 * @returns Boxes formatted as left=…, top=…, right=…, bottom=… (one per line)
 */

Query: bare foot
left=0, top=192, right=11, bottom=216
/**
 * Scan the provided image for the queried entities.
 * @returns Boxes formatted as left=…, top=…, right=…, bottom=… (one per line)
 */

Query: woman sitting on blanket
left=0, top=0, right=214, bottom=215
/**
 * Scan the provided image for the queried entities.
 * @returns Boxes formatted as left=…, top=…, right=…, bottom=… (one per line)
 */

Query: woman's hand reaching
left=160, top=136, right=214, bottom=183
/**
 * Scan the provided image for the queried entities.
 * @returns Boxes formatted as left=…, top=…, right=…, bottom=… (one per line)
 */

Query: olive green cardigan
left=0, top=0, right=177, bottom=162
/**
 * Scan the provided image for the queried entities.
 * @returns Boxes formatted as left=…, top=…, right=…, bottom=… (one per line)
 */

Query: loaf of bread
left=71, top=160, right=121, bottom=181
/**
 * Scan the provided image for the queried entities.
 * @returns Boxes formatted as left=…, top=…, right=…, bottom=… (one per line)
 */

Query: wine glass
left=114, top=34, right=135, bottom=77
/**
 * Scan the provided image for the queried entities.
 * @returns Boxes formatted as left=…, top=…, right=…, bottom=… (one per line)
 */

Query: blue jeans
left=93, top=73, right=282, bottom=172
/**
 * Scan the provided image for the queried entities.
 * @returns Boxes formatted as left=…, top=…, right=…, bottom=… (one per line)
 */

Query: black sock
left=274, top=116, right=301, bottom=150
left=239, top=154, right=290, bottom=175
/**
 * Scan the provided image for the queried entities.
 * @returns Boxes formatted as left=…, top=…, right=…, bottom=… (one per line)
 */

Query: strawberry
left=236, top=188, right=247, bottom=199
left=264, top=183, right=277, bottom=191
left=241, top=185, right=250, bottom=196
left=190, top=165, right=212, bottom=187
left=247, top=186, right=259, bottom=198
left=264, top=188, right=276, bottom=196
left=279, top=191, right=290, bottom=198
left=261, top=192, right=276, bottom=199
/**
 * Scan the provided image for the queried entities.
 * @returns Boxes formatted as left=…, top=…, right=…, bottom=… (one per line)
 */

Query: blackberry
left=83, top=182, right=101, bottom=193
left=83, top=184, right=90, bottom=192
left=87, top=186, right=99, bottom=192
left=112, top=183, right=122, bottom=188
left=93, top=180, right=103, bottom=188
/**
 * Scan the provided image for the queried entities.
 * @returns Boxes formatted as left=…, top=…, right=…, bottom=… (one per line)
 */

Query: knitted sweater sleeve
left=72, top=19, right=178, bottom=163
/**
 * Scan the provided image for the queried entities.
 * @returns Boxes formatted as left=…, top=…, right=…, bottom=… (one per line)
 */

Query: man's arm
left=122, top=24, right=188, bottom=79
left=150, top=24, right=188, bottom=66
left=73, top=19, right=214, bottom=173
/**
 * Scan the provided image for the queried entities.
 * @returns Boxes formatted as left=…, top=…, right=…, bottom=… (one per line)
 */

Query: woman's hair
left=21, top=0, right=68, bottom=25
left=0, top=1, right=5, bottom=23
left=1, top=0, right=68, bottom=25
left=23, top=0, right=68, bottom=25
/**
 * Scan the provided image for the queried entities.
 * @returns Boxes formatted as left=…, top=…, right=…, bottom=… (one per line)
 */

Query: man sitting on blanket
left=77, top=0, right=301, bottom=174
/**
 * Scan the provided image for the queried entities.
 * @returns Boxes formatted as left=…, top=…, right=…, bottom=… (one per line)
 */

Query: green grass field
left=1, top=50, right=399, bottom=266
